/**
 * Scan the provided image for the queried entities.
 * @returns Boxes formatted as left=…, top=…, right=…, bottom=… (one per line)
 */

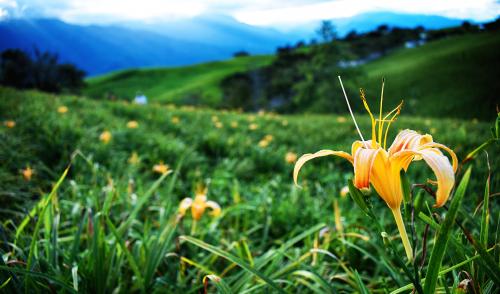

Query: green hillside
left=85, top=32, right=499, bottom=120
left=357, top=32, right=500, bottom=120
left=84, top=55, right=273, bottom=106
left=1, top=86, right=498, bottom=292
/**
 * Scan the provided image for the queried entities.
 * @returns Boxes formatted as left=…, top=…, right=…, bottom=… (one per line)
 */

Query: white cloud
left=1, top=0, right=498, bottom=25
left=234, top=0, right=500, bottom=26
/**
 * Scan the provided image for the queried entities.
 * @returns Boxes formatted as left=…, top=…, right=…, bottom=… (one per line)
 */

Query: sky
left=1, top=0, right=499, bottom=28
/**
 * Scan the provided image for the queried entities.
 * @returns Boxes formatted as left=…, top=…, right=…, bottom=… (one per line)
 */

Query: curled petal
left=178, top=198, right=193, bottom=216
left=419, top=142, right=458, bottom=172
left=293, top=150, right=353, bottom=186
left=389, top=129, right=432, bottom=156
left=419, top=148, right=455, bottom=207
left=353, top=147, right=381, bottom=190
left=205, top=200, right=221, bottom=217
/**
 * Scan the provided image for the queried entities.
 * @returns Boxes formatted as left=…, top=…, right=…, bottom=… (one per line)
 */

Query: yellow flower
left=258, top=139, right=269, bottom=148
left=336, top=116, right=347, bottom=123
left=4, top=120, right=15, bottom=128
left=264, top=134, right=274, bottom=141
left=340, top=186, right=349, bottom=198
left=127, top=120, right=139, bottom=129
left=294, top=80, right=457, bottom=261
left=99, top=131, right=112, bottom=144
left=214, top=121, right=223, bottom=129
left=230, top=121, right=238, bottom=128
left=128, top=152, right=140, bottom=165
left=21, top=166, right=34, bottom=181
left=285, top=152, right=298, bottom=164
left=57, top=106, right=68, bottom=113
left=152, top=162, right=170, bottom=174
left=249, top=123, right=258, bottom=130
left=171, top=116, right=180, bottom=124
left=282, top=120, right=289, bottom=126
left=211, top=115, right=219, bottom=123
left=178, top=185, right=221, bottom=221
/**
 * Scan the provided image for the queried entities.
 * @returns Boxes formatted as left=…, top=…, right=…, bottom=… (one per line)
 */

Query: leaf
left=0, top=265, right=76, bottom=293
left=180, top=235, right=285, bottom=293
left=203, top=274, right=232, bottom=294
left=480, top=174, right=490, bottom=247
left=423, top=167, right=471, bottom=294
left=347, top=179, right=371, bottom=216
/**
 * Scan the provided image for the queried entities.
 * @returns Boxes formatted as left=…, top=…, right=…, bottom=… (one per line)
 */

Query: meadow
left=0, top=85, right=498, bottom=293
left=84, top=32, right=500, bottom=120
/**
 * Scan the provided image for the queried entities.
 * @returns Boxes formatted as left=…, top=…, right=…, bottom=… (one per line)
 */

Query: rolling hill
left=85, top=31, right=499, bottom=120
left=84, top=55, right=274, bottom=106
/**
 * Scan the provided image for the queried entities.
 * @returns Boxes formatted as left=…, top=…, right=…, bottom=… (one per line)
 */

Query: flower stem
left=191, top=220, right=197, bottom=235
left=391, top=206, right=413, bottom=261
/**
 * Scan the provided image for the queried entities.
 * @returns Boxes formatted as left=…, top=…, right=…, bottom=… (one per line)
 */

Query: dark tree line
left=0, top=49, right=85, bottom=93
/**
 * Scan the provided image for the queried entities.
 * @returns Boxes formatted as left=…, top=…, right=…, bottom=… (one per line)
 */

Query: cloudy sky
left=1, top=0, right=499, bottom=27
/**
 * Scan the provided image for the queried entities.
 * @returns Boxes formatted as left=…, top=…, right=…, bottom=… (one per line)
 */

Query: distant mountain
left=0, top=17, right=291, bottom=75
left=285, top=11, right=465, bottom=39
left=0, top=12, right=466, bottom=75
left=123, top=14, right=296, bottom=53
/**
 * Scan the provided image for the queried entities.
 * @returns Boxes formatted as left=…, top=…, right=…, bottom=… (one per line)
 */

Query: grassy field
left=1, top=86, right=498, bottom=293
left=84, top=55, right=274, bottom=107
left=358, top=32, right=500, bottom=121
left=85, top=32, right=500, bottom=120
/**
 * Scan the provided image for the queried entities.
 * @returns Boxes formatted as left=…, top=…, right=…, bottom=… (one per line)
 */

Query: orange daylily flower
left=152, top=162, right=170, bottom=174
left=285, top=152, right=298, bottom=164
left=4, top=120, right=16, bottom=128
left=99, top=131, right=112, bottom=144
left=57, top=106, right=68, bottom=113
left=127, top=120, right=139, bottom=129
left=294, top=78, right=457, bottom=261
left=21, top=166, right=34, bottom=181
left=178, top=185, right=221, bottom=221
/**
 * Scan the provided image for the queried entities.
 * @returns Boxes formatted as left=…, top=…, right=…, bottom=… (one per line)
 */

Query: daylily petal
left=293, top=150, right=353, bottom=186
left=353, top=147, right=381, bottom=190
left=419, top=142, right=458, bottom=172
left=205, top=200, right=221, bottom=217
left=389, top=129, right=432, bottom=156
left=419, top=148, right=455, bottom=207
left=369, top=149, right=405, bottom=209
left=179, top=197, right=193, bottom=216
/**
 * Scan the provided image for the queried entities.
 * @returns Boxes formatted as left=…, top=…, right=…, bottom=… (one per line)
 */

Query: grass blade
left=203, top=274, right=232, bottom=294
left=180, top=235, right=286, bottom=293
left=423, top=167, right=471, bottom=294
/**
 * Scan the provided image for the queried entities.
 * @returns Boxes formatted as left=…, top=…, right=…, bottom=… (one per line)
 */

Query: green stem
left=190, top=220, right=197, bottom=235
left=391, top=206, right=413, bottom=261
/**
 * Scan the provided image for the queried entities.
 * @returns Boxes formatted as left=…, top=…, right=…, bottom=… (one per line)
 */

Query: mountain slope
left=0, top=18, right=285, bottom=75
left=84, top=55, right=274, bottom=106
left=85, top=32, right=499, bottom=120
left=357, top=31, right=499, bottom=120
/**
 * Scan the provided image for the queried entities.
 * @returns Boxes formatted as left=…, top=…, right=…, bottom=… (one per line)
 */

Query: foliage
left=0, top=87, right=498, bottom=292
left=0, top=49, right=85, bottom=93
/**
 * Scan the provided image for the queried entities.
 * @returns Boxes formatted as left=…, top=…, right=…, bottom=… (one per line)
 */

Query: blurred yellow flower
left=57, top=106, right=68, bottom=114
left=178, top=184, right=221, bottom=221
left=99, top=131, right=112, bottom=144
left=171, top=116, right=180, bottom=124
left=230, top=121, right=238, bottom=128
left=214, top=121, right=223, bottom=129
left=294, top=79, right=457, bottom=261
left=336, top=116, right=347, bottom=123
left=249, top=123, right=258, bottom=130
left=285, top=152, right=298, bottom=164
left=264, top=134, right=274, bottom=141
left=258, top=139, right=269, bottom=148
left=128, top=152, right=140, bottom=165
left=152, top=162, right=170, bottom=174
left=4, top=120, right=15, bottom=128
left=211, top=115, right=219, bottom=123
left=282, top=120, right=289, bottom=126
left=127, top=120, right=139, bottom=129
left=340, top=186, right=349, bottom=198
left=21, top=166, right=34, bottom=181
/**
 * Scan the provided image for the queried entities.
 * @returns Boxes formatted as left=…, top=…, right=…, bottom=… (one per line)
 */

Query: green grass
left=0, top=87, right=498, bottom=293
left=85, top=32, right=500, bottom=121
left=358, top=32, right=500, bottom=121
left=84, top=55, right=274, bottom=106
